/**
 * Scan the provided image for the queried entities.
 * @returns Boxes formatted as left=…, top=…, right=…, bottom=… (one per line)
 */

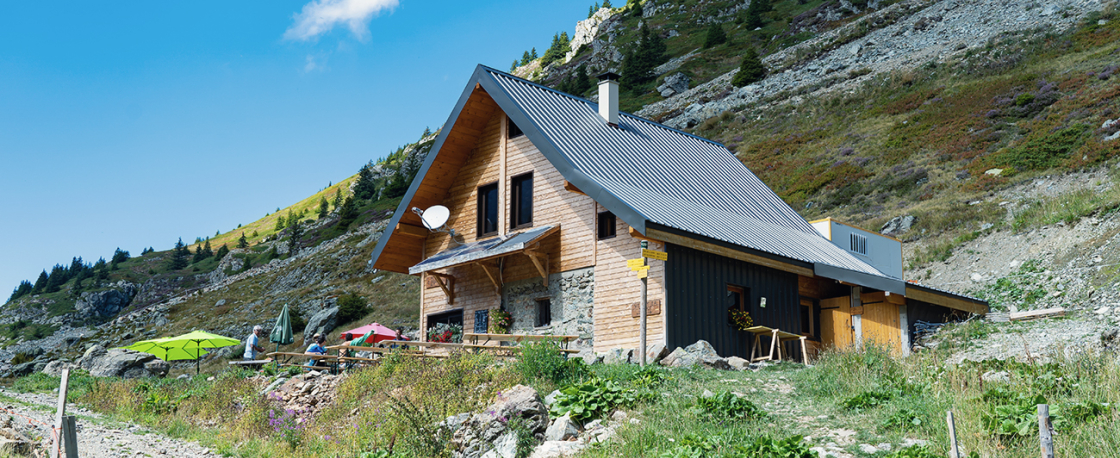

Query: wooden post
left=62, top=416, right=78, bottom=458
left=946, top=410, right=961, bottom=458
left=1038, top=404, right=1054, bottom=458
left=639, top=240, right=648, bottom=367
left=51, top=368, right=70, bottom=458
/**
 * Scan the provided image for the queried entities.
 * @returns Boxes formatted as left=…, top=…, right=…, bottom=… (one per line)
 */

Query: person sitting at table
left=390, top=327, right=410, bottom=350
left=338, top=333, right=354, bottom=369
left=305, top=334, right=328, bottom=368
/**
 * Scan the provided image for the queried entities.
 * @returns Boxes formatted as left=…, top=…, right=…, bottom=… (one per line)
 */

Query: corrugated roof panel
left=484, top=69, right=889, bottom=279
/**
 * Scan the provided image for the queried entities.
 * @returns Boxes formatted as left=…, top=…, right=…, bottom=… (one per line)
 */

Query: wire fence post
left=51, top=368, right=70, bottom=458
left=946, top=410, right=961, bottom=458
left=1038, top=404, right=1054, bottom=458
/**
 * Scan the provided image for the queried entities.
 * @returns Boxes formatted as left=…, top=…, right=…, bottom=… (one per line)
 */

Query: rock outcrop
left=77, top=345, right=169, bottom=378
left=303, top=306, right=339, bottom=346
left=453, top=385, right=549, bottom=458
left=75, top=283, right=137, bottom=319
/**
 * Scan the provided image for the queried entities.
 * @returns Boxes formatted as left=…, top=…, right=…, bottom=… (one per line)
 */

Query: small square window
left=511, top=173, right=533, bottom=229
left=849, top=233, right=867, bottom=255
left=535, top=298, right=552, bottom=327
left=477, top=182, right=499, bottom=237
left=508, top=117, right=524, bottom=139
left=597, top=211, right=616, bottom=239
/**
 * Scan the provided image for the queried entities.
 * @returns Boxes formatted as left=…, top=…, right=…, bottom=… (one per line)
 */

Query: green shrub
left=731, top=435, right=815, bottom=457
left=843, top=390, right=894, bottom=411
left=549, top=378, right=636, bottom=422
left=516, top=340, right=588, bottom=386
left=695, top=391, right=764, bottom=421
left=336, top=292, right=370, bottom=324
left=886, top=446, right=942, bottom=458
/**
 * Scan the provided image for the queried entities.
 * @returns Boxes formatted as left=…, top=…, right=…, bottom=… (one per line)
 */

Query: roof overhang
left=409, top=225, right=559, bottom=275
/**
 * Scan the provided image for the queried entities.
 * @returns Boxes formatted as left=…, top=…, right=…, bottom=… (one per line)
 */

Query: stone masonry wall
left=501, top=267, right=594, bottom=350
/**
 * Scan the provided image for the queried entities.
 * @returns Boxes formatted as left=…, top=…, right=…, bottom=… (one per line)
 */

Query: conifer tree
left=169, top=238, right=189, bottom=270
left=574, top=64, right=592, bottom=95
left=203, top=240, right=213, bottom=257
left=731, top=48, right=767, bottom=87
left=275, top=214, right=285, bottom=231
left=589, top=5, right=595, bottom=18
left=621, top=22, right=667, bottom=90
left=9, top=280, right=33, bottom=303
left=511, top=60, right=519, bottom=72
left=45, top=264, right=66, bottom=293
left=703, top=22, right=727, bottom=48
left=289, top=218, right=303, bottom=255
left=521, top=51, right=531, bottom=66
left=338, top=196, right=358, bottom=230
left=111, top=248, right=130, bottom=264
left=286, top=210, right=296, bottom=229
left=216, top=244, right=230, bottom=261
left=354, top=164, right=378, bottom=200
left=602, top=0, right=612, bottom=8
left=530, top=48, right=538, bottom=59
left=745, top=7, right=763, bottom=28
left=242, top=256, right=252, bottom=272
left=319, top=197, right=329, bottom=219
left=333, top=189, right=343, bottom=209
left=238, top=232, right=249, bottom=249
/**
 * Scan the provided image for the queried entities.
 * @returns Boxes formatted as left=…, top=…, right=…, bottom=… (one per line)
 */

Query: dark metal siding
left=665, top=244, right=801, bottom=359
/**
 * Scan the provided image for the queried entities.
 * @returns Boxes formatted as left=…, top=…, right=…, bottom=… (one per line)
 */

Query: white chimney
left=597, top=72, right=620, bottom=126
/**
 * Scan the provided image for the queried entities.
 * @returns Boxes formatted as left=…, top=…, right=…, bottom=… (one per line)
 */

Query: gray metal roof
left=482, top=67, right=889, bottom=279
left=408, top=225, right=557, bottom=275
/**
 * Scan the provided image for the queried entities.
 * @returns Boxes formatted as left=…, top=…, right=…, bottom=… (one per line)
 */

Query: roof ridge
left=480, top=65, right=725, bottom=148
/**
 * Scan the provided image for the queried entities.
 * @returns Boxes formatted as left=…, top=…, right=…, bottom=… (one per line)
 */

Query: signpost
left=635, top=242, right=668, bottom=367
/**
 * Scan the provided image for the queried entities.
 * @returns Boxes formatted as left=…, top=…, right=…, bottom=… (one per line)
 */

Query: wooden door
left=820, top=296, right=854, bottom=350
left=862, top=302, right=901, bottom=353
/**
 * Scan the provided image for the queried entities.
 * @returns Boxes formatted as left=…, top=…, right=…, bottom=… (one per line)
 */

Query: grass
left=1011, top=182, right=1120, bottom=232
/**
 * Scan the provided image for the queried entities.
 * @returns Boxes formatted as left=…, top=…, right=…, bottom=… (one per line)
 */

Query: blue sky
left=0, top=0, right=595, bottom=294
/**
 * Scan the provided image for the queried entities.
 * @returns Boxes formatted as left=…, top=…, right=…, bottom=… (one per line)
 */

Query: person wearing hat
left=305, top=333, right=328, bottom=368
left=243, top=325, right=266, bottom=361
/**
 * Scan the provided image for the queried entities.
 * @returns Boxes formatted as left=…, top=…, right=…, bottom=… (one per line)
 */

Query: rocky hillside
left=0, top=131, right=438, bottom=376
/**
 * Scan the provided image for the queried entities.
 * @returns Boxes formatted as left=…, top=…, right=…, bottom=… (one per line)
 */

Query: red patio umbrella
left=340, top=323, right=397, bottom=345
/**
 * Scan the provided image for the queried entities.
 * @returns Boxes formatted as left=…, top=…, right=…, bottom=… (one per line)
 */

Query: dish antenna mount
left=412, top=205, right=463, bottom=244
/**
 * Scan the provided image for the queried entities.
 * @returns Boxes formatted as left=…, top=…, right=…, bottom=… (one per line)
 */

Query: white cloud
left=304, top=54, right=325, bottom=72
left=284, top=0, right=399, bottom=42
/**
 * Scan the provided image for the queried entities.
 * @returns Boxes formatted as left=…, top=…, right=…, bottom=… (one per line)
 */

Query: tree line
left=7, top=247, right=133, bottom=303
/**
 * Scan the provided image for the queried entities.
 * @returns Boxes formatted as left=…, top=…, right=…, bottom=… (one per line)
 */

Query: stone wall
left=501, top=267, right=594, bottom=350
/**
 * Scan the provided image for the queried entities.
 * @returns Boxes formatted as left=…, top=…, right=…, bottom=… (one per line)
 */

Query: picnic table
left=744, top=326, right=808, bottom=364
left=462, top=333, right=579, bottom=349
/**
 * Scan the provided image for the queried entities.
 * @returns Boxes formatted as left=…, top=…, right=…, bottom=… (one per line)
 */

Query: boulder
left=75, top=285, right=137, bottom=319
left=700, top=357, right=730, bottom=370
left=0, top=428, right=33, bottom=457
left=529, top=440, right=585, bottom=458
left=661, top=341, right=726, bottom=368
left=1102, top=328, right=1119, bottom=350
left=659, top=347, right=694, bottom=367
left=41, top=360, right=78, bottom=377
left=480, top=431, right=518, bottom=458
left=544, top=414, right=579, bottom=442
left=9, top=362, right=37, bottom=378
left=726, top=356, right=750, bottom=371
left=657, top=72, right=690, bottom=97
left=880, top=215, right=917, bottom=237
left=454, top=385, right=548, bottom=458
left=602, top=348, right=633, bottom=365
left=78, top=346, right=167, bottom=378
left=303, top=306, right=340, bottom=346
left=645, top=343, right=669, bottom=364
left=685, top=340, right=719, bottom=360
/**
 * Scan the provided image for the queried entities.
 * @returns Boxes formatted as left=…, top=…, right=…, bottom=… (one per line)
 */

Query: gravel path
left=0, top=389, right=217, bottom=458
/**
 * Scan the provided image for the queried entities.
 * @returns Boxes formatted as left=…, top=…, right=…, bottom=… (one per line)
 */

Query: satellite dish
left=420, top=205, right=450, bottom=231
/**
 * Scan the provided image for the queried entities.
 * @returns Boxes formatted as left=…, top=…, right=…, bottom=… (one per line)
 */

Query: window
left=511, top=173, right=533, bottom=229
left=535, top=298, right=552, bottom=327
left=800, top=298, right=816, bottom=337
left=849, top=233, right=867, bottom=255
left=477, top=182, right=499, bottom=237
left=727, top=285, right=748, bottom=329
left=507, top=117, right=523, bottom=139
left=597, top=211, right=616, bottom=239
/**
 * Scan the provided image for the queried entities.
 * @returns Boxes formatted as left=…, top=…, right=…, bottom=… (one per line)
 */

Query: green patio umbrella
left=124, top=338, right=211, bottom=361
left=270, top=304, right=295, bottom=354
left=157, top=330, right=241, bottom=374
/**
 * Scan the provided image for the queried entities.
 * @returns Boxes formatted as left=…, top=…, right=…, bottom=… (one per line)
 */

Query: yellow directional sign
left=630, top=265, right=650, bottom=272
left=636, top=269, right=648, bottom=279
left=642, top=249, right=668, bottom=261
left=626, top=258, right=645, bottom=269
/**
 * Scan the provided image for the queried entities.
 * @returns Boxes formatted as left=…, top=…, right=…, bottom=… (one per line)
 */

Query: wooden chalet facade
left=370, top=66, right=987, bottom=358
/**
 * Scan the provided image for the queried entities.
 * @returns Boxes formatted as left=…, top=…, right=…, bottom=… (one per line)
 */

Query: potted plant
left=728, top=307, right=754, bottom=331
left=489, top=308, right=513, bottom=334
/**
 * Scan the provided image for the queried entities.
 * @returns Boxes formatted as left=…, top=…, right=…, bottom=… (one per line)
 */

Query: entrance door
left=820, top=296, right=855, bottom=350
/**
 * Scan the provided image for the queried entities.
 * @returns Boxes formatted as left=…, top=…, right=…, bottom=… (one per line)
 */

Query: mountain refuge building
left=370, top=65, right=987, bottom=359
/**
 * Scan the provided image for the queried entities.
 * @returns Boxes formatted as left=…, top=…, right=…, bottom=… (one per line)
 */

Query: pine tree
left=9, top=280, right=33, bottom=303
left=731, top=48, right=767, bottom=87
left=354, top=164, right=378, bottom=200
left=275, top=214, right=285, bottom=231
left=45, top=264, right=67, bottom=293
left=521, top=51, right=531, bottom=66
left=602, top=0, right=612, bottom=8
left=511, top=60, right=519, bottom=72
left=621, top=22, right=667, bottom=90
left=333, top=189, right=343, bottom=209
left=338, top=196, right=358, bottom=230
left=111, top=248, right=130, bottom=264
left=289, top=218, right=304, bottom=255
left=530, top=48, right=538, bottom=59
left=216, top=244, right=230, bottom=261
left=574, top=64, right=593, bottom=95
left=745, top=7, right=763, bottom=28
left=169, top=238, right=189, bottom=270
left=32, top=270, right=48, bottom=293
left=242, top=256, right=252, bottom=272
left=238, top=232, right=249, bottom=249
left=703, top=22, right=727, bottom=48
left=286, top=210, right=296, bottom=229
left=319, top=197, right=329, bottom=218
left=589, top=5, right=595, bottom=18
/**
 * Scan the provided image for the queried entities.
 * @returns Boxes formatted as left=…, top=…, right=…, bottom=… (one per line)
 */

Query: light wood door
left=862, top=302, right=901, bottom=354
left=820, top=296, right=854, bottom=350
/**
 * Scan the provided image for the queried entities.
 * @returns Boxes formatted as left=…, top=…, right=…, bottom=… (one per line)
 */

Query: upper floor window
left=850, top=233, right=867, bottom=255
left=477, top=182, right=499, bottom=237
left=511, top=173, right=533, bottom=229
left=507, top=117, right=524, bottom=139
left=597, top=211, right=616, bottom=239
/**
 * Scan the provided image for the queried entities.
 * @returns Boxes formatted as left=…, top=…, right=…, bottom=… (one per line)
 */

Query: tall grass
left=1011, top=184, right=1120, bottom=232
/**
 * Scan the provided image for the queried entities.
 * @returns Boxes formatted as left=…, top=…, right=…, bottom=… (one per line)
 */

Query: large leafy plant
left=695, top=391, right=764, bottom=421
left=549, top=378, right=635, bottom=422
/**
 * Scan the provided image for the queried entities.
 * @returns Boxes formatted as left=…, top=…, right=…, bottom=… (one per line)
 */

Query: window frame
left=477, top=181, right=499, bottom=238
left=597, top=211, right=617, bottom=240
left=507, top=116, right=524, bottom=139
left=849, top=233, right=868, bottom=255
left=510, top=173, right=534, bottom=230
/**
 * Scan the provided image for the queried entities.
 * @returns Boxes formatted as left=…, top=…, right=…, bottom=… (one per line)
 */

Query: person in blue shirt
left=243, top=326, right=265, bottom=360
left=305, top=334, right=328, bottom=368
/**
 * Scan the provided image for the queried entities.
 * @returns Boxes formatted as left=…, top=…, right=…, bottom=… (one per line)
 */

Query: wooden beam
left=645, top=228, right=814, bottom=277
left=1010, top=307, right=1065, bottom=321
left=904, top=286, right=988, bottom=315
left=478, top=261, right=502, bottom=294
left=429, top=272, right=455, bottom=304
left=628, top=227, right=661, bottom=243
left=563, top=180, right=587, bottom=196
left=525, top=250, right=549, bottom=286
left=395, top=223, right=429, bottom=239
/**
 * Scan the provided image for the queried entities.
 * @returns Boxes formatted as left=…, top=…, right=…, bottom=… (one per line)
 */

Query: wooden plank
left=564, top=180, right=587, bottom=195
left=820, top=296, right=851, bottom=350
left=526, top=250, right=549, bottom=286
left=862, top=291, right=906, bottom=305
left=645, top=228, right=814, bottom=277
left=904, top=286, right=989, bottom=315
left=478, top=261, right=502, bottom=294
left=1009, top=307, right=1066, bottom=321
left=395, top=223, right=429, bottom=239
